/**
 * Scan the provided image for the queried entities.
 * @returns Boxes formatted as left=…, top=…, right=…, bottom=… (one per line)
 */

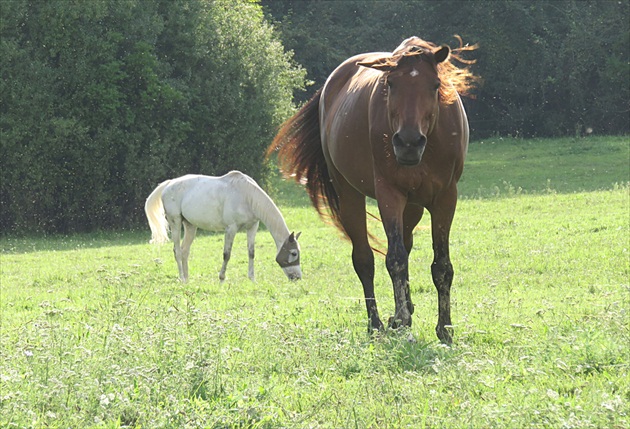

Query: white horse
left=145, top=171, right=302, bottom=283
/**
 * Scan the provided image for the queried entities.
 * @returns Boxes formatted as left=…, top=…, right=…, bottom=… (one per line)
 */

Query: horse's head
left=276, top=231, right=302, bottom=280
left=358, top=39, right=450, bottom=166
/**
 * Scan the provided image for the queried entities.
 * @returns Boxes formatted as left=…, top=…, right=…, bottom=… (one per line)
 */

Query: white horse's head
left=276, top=232, right=302, bottom=280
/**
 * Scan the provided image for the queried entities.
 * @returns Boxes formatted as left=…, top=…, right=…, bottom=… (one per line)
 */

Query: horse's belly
left=181, top=200, right=227, bottom=231
left=324, top=109, right=376, bottom=198
left=327, top=136, right=375, bottom=197
left=183, top=199, right=257, bottom=232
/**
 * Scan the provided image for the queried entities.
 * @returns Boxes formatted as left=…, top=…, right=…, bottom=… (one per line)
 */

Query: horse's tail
left=144, top=180, right=171, bottom=244
left=266, top=90, right=342, bottom=231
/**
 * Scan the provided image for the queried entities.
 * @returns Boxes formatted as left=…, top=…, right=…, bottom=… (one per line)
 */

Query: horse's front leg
left=246, top=221, right=259, bottom=282
left=219, top=225, right=237, bottom=283
left=402, top=204, right=425, bottom=316
left=377, top=188, right=412, bottom=328
left=428, top=191, right=457, bottom=344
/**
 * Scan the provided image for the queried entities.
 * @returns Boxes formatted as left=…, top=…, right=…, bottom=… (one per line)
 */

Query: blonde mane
left=392, top=35, right=479, bottom=104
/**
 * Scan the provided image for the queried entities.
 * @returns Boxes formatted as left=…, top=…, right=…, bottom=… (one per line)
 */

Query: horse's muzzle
left=282, top=266, right=302, bottom=281
left=392, top=131, right=426, bottom=166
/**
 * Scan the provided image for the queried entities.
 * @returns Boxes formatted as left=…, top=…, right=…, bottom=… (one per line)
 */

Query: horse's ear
left=288, top=232, right=295, bottom=242
left=295, top=231, right=301, bottom=240
left=434, top=45, right=450, bottom=64
left=357, top=57, right=397, bottom=72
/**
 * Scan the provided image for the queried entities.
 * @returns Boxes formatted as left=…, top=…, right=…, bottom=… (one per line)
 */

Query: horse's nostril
left=392, top=133, right=403, bottom=147
left=393, top=131, right=426, bottom=148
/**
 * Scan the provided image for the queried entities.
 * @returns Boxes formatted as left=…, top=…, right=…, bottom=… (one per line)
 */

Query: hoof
left=436, top=324, right=454, bottom=345
left=368, top=317, right=384, bottom=333
left=388, top=315, right=412, bottom=330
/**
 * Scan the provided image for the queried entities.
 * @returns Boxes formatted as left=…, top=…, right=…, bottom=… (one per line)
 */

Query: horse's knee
left=431, top=259, right=453, bottom=291
left=352, top=241, right=373, bottom=261
left=385, top=244, right=408, bottom=277
left=351, top=245, right=374, bottom=280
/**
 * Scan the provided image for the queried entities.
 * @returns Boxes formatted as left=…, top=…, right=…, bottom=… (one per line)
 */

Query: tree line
left=1, top=0, right=628, bottom=235
left=1, top=0, right=305, bottom=234
left=262, top=0, right=629, bottom=138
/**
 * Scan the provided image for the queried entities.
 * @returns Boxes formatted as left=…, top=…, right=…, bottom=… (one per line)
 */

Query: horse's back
left=320, top=52, right=384, bottom=130
left=161, top=172, right=255, bottom=231
left=320, top=53, right=384, bottom=196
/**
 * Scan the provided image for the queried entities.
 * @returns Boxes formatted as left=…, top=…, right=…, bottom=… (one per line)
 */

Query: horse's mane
left=228, top=171, right=289, bottom=238
left=392, top=36, right=479, bottom=104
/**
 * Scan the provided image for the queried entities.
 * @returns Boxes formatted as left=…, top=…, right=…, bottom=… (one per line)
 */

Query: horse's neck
left=247, top=186, right=290, bottom=250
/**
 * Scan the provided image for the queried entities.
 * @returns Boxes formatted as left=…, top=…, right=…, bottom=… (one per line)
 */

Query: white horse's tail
left=144, top=180, right=171, bottom=244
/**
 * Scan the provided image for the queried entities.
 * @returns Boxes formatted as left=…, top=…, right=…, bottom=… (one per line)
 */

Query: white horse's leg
left=219, top=225, right=237, bottom=283
left=181, top=220, right=197, bottom=283
left=168, top=216, right=186, bottom=282
left=246, top=221, right=259, bottom=282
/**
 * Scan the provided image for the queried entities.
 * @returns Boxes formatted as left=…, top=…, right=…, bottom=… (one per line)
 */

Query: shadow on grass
left=0, top=228, right=222, bottom=254
left=0, top=229, right=147, bottom=254
left=0, top=224, right=284, bottom=255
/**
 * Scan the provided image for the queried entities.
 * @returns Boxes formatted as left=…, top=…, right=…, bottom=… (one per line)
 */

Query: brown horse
left=267, top=37, right=477, bottom=344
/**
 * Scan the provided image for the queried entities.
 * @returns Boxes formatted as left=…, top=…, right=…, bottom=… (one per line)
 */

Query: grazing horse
left=267, top=37, right=477, bottom=343
left=145, top=171, right=302, bottom=283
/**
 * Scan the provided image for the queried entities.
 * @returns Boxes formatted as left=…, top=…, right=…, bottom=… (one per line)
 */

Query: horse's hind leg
left=246, top=221, right=259, bottom=282
left=168, top=216, right=186, bottom=282
left=428, top=190, right=457, bottom=344
left=219, top=224, right=237, bottom=283
left=181, top=220, right=197, bottom=283
left=335, top=178, right=383, bottom=332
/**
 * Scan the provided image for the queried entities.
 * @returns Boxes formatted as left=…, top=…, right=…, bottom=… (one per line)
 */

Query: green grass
left=1, top=136, right=629, bottom=428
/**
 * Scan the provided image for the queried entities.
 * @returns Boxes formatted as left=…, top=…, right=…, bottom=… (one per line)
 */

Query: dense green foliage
left=1, top=137, right=628, bottom=427
left=1, top=0, right=305, bottom=234
left=262, top=0, right=629, bottom=137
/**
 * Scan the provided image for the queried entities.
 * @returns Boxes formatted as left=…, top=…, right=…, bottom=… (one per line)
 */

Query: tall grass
left=1, top=136, right=628, bottom=428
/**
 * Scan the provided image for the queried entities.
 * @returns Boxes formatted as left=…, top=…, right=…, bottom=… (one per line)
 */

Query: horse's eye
left=434, top=82, right=441, bottom=91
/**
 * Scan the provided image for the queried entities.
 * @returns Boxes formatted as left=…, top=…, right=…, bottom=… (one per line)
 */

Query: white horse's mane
left=227, top=171, right=290, bottom=248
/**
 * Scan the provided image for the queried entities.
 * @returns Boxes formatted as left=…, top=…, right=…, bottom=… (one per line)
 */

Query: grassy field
left=1, top=135, right=628, bottom=428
